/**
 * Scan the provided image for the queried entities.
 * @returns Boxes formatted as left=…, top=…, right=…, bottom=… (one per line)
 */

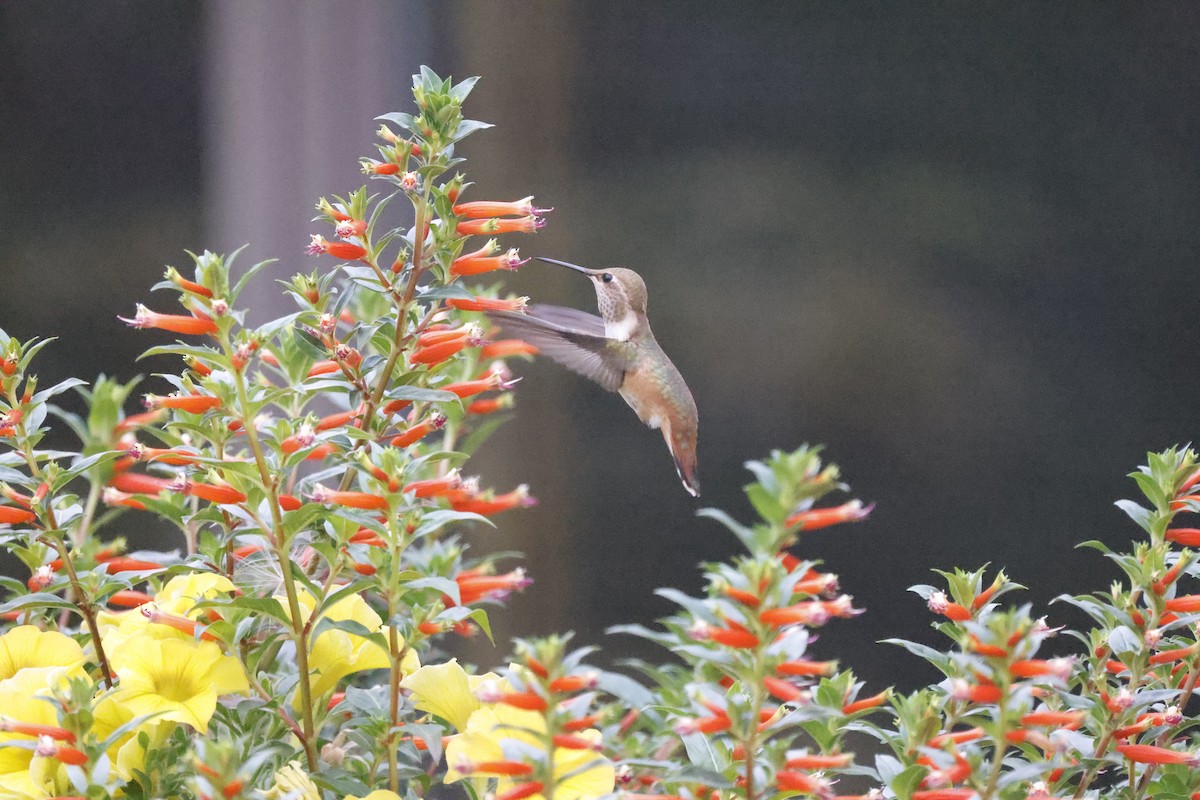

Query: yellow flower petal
left=264, top=761, right=320, bottom=800
left=0, top=626, right=84, bottom=681
left=402, top=659, right=478, bottom=731
left=108, top=634, right=248, bottom=732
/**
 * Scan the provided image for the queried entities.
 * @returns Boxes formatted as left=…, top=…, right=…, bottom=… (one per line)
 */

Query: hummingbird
left=487, top=257, right=700, bottom=496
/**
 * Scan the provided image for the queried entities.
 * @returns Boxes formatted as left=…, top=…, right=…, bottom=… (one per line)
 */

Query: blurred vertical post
left=449, top=4, right=582, bottom=641
left=202, top=1, right=429, bottom=322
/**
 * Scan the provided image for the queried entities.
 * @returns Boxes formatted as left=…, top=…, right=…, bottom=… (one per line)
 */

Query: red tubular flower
left=34, top=738, right=87, bottom=766
left=467, top=397, right=512, bottom=415
left=453, top=197, right=551, bottom=219
left=456, top=216, right=545, bottom=236
left=455, top=569, right=532, bottom=604
left=721, top=585, right=761, bottom=607
left=1170, top=494, right=1200, bottom=511
left=308, top=485, right=389, bottom=510
left=119, top=305, right=218, bottom=335
left=1178, top=467, right=1200, bottom=496
left=471, top=760, right=535, bottom=777
left=775, top=771, right=833, bottom=796
left=127, top=444, right=202, bottom=466
left=784, top=753, right=853, bottom=770
left=548, top=673, right=599, bottom=693
left=950, top=680, right=1002, bottom=704
left=307, top=360, right=342, bottom=377
left=104, top=557, right=164, bottom=574
left=1165, top=527, right=1200, bottom=546
left=480, top=339, right=539, bottom=359
left=115, top=408, right=167, bottom=433
left=278, top=494, right=302, bottom=511
left=785, top=499, right=873, bottom=530
left=563, top=714, right=603, bottom=733
left=760, top=597, right=860, bottom=627
left=776, top=659, right=838, bottom=677
left=306, top=235, right=367, bottom=261
left=492, top=692, right=548, bottom=712
left=360, top=160, right=400, bottom=175
left=674, top=714, right=731, bottom=735
left=389, top=414, right=446, bottom=447
left=442, top=375, right=502, bottom=399
left=316, top=407, right=362, bottom=431
left=0, top=720, right=75, bottom=742
left=181, top=481, right=247, bottom=505
left=450, top=485, right=536, bottom=516
left=842, top=689, right=889, bottom=715
left=911, top=791, right=976, bottom=800
left=143, top=607, right=219, bottom=642
left=967, top=635, right=1008, bottom=658
left=108, top=590, right=154, bottom=608
left=552, top=733, right=600, bottom=750
left=763, top=676, right=807, bottom=703
left=0, top=505, right=36, bottom=524
left=403, top=472, right=463, bottom=498
left=1148, top=645, right=1197, bottom=665
left=1153, top=559, right=1187, bottom=594
left=410, top=336, right=478, bottom=365
left=451, top=248, right=528, bottom=276
left=1019, top=710, right=1085, bottom=729
left=417, top=324, right=477, bottom=347
left=1009, top=658, right=1073, bottom=680
left=144, top=393, right=222, bottom=413
left=929, top=727, right=985, bottom=747
left=927, top=591, right=972, bottom=621
left=1165, top=594, right=1200, bottom=613
left=496, top=782, right=544, bottom=800
left=1116, top=743, right=1200, bottom=766
left=689, top=621, right=760, bottom=648
left=446, top=295, right=529, bottom=313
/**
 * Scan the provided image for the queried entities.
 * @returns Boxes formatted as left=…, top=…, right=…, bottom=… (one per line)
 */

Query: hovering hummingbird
left=488, top=257, right=700, bottom=496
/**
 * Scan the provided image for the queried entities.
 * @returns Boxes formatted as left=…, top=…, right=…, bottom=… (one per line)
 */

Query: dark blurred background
left=2, top=2, right=1198, bottom=690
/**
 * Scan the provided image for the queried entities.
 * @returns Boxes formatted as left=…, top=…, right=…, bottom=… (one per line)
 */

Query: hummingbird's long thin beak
left=536, top=257, right=593, bottom=275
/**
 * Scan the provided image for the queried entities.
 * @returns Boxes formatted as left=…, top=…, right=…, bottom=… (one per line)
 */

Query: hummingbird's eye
left=602, top=273, right=614, bottom=283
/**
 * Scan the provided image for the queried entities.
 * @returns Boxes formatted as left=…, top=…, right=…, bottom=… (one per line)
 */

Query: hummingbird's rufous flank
left=488, top=257, right=700, bottom=496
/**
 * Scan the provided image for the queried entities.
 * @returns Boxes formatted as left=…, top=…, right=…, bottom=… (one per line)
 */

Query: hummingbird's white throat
left=605, top=310, right=639, bottom=341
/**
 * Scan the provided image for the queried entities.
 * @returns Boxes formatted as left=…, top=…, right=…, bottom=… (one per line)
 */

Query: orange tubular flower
left=911, top=791, right=976, bottom=800
left=1153, top=560, right=1187, bottom=594
left=775, top=772, right=833, bottom=796
left=108, top=471, right=172, bottom=495
left=842, top=689, right=889, bottom=715
left=455, top=569, right=532, bottom=605
left=497, top=782, right=544, bottom=800
left=1019, top=710, right=1085, bottom=729
left=410, top=336, right=478, bottom=365
left=403, top=472, right=463, bottom=498
left=1010, top=658, right=1073, bottom=680
left=108, top=589, right=154, bottom=608
left=784, top=499, right=873, bottom=530
left=480, top=339, right=539, bottom=359
left=927, top=591, right=972, bottom=621
left=441, top=374, right=511, bottom=398
left=306, top=234, right=367, bottom=261
left=119, top=305, right=218, bottom=335
left=689, top=621, right=759, bottom=649
left=361, top=160, right=400, bottom=175
left=180, top=481, right=247, bottom=505
left=548, top=673, right=599, bottom=693
left=446, top=295, right=529, bottom=313
left=776, top=659, right=837, bottom=677
left=0, top=505, right=37, bottom=524
left=552, top=734, right=600, bottom=751
left=453, top=196, right=551, bottom=219
left=929, top=727, right=985, bottom=747
left=451, top=248, right=528, bottom=276
left=0, top=720, right=75, bottom=742
left=467, top=397, right=512, bottom=415
left=126, top=443, right=201, bottom=466
left=104, top=557, right=164, bottom=574
left=1116, top=743, right=1200, bottom=766
left=1165, top=594, right=1200, bottom=613
left=450, top=485, right=536, bottom=516
left=456, top=216, right=545, bottom=236
left=763, top=676, right=807, bottom=703
left=1165, top=527, right=1200, bottom=546
left=309, top=484, right=389, bottom=510
left=470, top=761, right=535, bottom=777
left=563, top=714, right=602, bottom=733
left=784, top=753, right=854, bottom=770
left=144, top=393, right=222, bottom=414
left=389, top=414, right=446, bottom=447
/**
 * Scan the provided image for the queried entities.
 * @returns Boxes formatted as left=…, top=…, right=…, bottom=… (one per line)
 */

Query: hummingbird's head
left=536, top=258, right=649, bottom=321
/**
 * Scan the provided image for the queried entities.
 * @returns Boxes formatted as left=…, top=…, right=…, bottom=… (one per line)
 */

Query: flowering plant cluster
left=1, top=68, right=1199, bottom=800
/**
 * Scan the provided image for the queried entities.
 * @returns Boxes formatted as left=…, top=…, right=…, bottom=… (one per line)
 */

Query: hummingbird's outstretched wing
left=488, top=307, right=632, bottom=392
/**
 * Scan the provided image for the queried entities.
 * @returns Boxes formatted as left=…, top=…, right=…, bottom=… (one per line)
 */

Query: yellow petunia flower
left=264, top=761, right=320, bottom=800
left=106, top=633, right=249, bottom=733
left=445, top=703, right=615, bottom=800
left=401, top=658, right=503, bottom=732
left=0, top=668, right=70, bottom=800
left=0, top=626, right=85, bottom=682
left=91, top=693, right=174, bottom=782
left=281, top=591, right=416, bottom=699
left=97, top=571, right=238, bottom=652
